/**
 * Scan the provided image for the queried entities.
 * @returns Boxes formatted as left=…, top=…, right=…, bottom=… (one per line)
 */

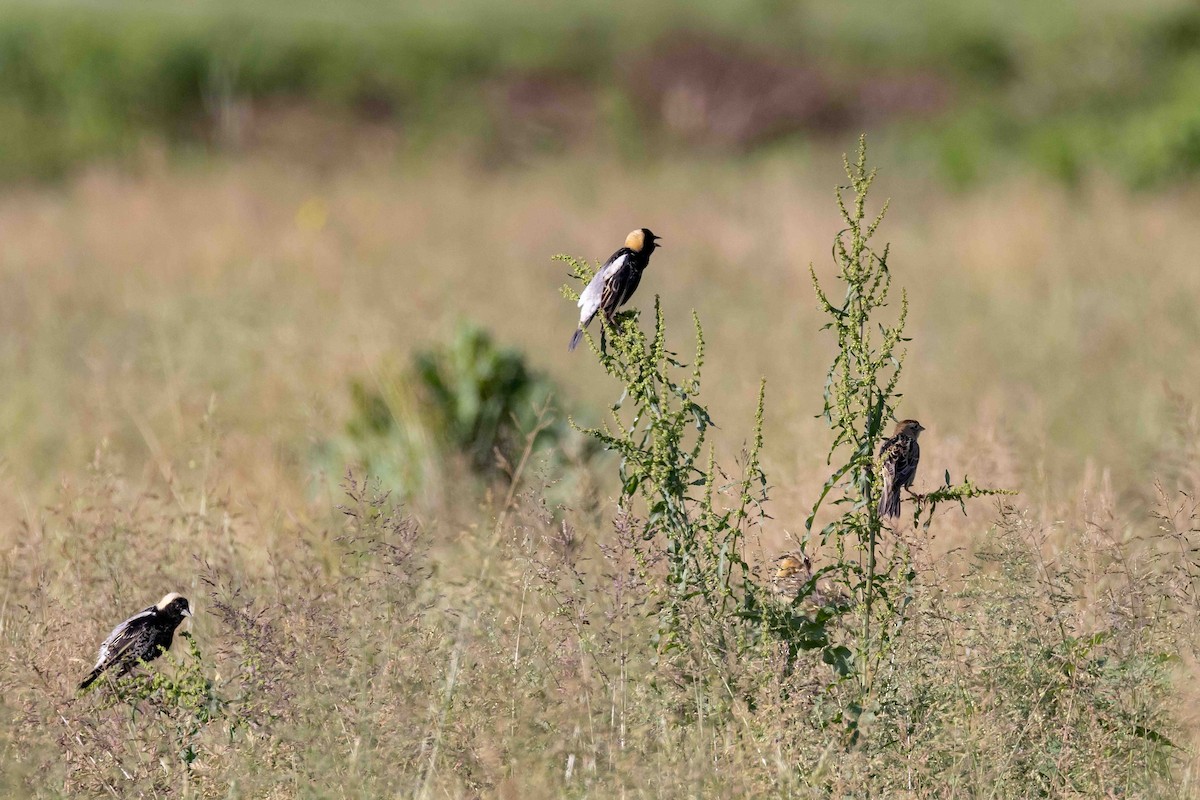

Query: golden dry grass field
left=2, top=134, right=1198, bottom=505
left=3, top=123, right=1200, bottom=796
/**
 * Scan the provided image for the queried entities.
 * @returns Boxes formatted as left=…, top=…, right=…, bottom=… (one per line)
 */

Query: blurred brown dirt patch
left=626, top=34, right=952, bottom=149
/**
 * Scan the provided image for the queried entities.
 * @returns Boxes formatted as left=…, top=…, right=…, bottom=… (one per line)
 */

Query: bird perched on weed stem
left=771, top=551, right=847, bottom=608
left=569, top=228, right=661, bottom=351
left=878, top=419, right=924, bottom=520
left=78, top=593, right=192, bottom=690
left=772, top=551, right=813, bottom=600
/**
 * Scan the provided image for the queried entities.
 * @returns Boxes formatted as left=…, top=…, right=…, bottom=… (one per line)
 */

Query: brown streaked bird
left=569, top=228, right=661, bottom=351
left=78, top=593, right=192, bottom=691
left=878, top=419, right=925, bottom=520
left=772, top=551, right=813, bottom=600
left=771, top=551, right=847, bottom=609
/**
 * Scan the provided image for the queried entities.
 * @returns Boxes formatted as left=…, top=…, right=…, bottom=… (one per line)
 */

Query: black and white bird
left=78, top=592, right=193, bottom=690
left=878, top=419, right=925, bottom=520
left=569, top=228, right=661, bottom=351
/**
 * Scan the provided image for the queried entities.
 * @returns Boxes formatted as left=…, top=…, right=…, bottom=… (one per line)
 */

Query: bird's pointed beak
left=182, top=607, right=193, bottom=618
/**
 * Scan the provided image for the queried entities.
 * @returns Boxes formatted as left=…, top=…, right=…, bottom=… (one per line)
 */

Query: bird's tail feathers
left=879, top=486, right=901, bottom=520
left=568, top=328, right=584, bottom=352
left=78, top=669, right=102, bottom=691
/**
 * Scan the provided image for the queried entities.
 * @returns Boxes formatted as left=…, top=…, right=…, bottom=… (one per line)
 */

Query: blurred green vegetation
left=4, top=0, right=1200, bottom=185
left=319, top=323, right=595, bottom=504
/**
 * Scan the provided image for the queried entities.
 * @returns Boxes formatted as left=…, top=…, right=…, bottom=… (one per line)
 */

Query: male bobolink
left=878, top=419, right=925, bottom=520
left=79, top=592, right=192, bottom=690
left=569, top=228, right=661, bottom=351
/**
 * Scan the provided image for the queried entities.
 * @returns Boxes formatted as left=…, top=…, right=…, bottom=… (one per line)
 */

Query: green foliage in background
left=4, top=0, right=1200, bottom=184
left=411, top=325, right=557, bottom=473
left=324, top=323, right=593, bottom=503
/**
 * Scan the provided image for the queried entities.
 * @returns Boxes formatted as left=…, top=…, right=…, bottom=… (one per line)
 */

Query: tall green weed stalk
left=558, top=272, right=767, bottom=663
left=808, top=136, right=1012, bottom=702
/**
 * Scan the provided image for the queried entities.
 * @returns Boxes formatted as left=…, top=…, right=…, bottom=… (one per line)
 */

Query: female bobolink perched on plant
left=78, top=592, right=192, bottom=690
left=569, top=228, right=661, bottom=351
left=772, top=551, right=812, bottom=600
left=772, top=551, right=847, bottom=608
left=878, top=419, right=925, bottom=520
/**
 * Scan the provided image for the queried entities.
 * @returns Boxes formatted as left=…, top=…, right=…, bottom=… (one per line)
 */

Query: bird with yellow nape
left=569, top=227, right=661, bottom=351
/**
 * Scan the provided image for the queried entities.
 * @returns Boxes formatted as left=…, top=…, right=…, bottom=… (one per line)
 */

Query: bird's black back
left=569, top=233, right=658, bottom=351
left=877, top=432, right=921, bottom=519
left=599, top=247, right=651, bottom=320
left=79, top=606, right=185, bottom=690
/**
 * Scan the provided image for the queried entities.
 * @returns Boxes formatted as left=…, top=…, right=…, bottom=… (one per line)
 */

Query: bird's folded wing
left=577, top=254, right=626, bottom=322
left=94, top=606, right=155, bottom=669
left=898, top=440, right=920, bottom=485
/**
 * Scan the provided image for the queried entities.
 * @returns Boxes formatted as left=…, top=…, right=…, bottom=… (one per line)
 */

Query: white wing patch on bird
left=577, top=254, right=626, bottom=326
left=93, top=607, right=154, bottom=669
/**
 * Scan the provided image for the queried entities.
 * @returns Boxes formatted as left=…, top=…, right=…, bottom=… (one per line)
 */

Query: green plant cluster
left=324, top=322, right=593, bottom=502
left=84, top=633, right=232, bottom=770
left=544, top=139, right=1180, bottom=791
left=554, top=280, right=767, bottom=661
